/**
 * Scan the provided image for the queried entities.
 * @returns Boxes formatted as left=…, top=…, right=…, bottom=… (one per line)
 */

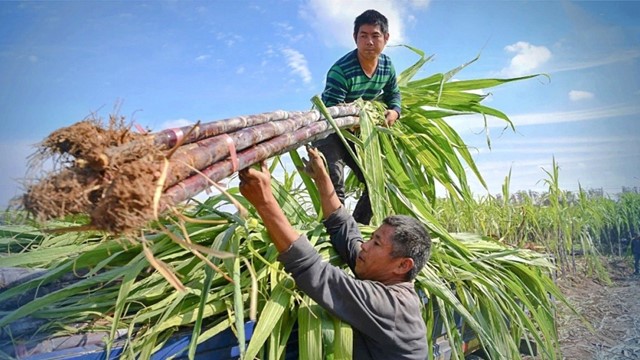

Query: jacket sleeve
left=278, top=234, right=404, bottom=340
left=322, top=206, right=363, bottom=273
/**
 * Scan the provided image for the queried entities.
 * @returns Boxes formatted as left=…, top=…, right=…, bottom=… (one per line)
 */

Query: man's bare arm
left=300, top=146, right=342, bottom=219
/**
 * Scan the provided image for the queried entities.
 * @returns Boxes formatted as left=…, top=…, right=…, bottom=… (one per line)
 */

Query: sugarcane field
left=2, top=2, right=640, bottom=360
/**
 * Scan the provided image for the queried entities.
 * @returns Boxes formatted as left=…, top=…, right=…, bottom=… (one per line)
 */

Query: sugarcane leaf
left=244, top=278, right=294, bottom=359
left=395, top=44, right=434, bottom=86
left=299, top=297, right=324, bottom=360
left=332, top=316, right=352, bottom=360
left=289, top=148, right=321, bottom=218
left=107, top=254, right=148, bottom=356
left=357, top=101, right=389, bottom=224
left=0, top=244, right=93, bottom=267
left=0, top=265, right=131, bottom=328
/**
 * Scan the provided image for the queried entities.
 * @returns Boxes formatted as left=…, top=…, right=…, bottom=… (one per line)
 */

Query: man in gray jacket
left=239, top=146, right=431, bottom=359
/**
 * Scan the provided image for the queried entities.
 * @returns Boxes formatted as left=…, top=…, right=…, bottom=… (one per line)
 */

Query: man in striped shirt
left=314, top=9, right=401, bottom=225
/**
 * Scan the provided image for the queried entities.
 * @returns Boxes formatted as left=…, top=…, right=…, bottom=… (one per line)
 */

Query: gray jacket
left=279, top=207, right=427, bottom=359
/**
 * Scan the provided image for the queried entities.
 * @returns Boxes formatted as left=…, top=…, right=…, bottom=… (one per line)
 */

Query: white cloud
left=509, top=104, right=639, bottom=126
left=216, top=32, right=243, bottom=47
left=195, top=54, right=210, bottom=62
left=551, top=49, right=640, bottom=73
left=485, top=135, right=639, bottom=157
left=248, top=4, right=264, bottom=13
left=236, top=66, right=245, bottom=75
left=274, top=21, right=293, bottom=32
left=568, top=90, right=594, bottom=101
left=301, top=0, right=430, bottom=48
left=273, top=21, right=305, bottom=42
left=500, top=42, right=551, bottom=77
left=28, top=55, right=38, bottom=63
left=410, top=0, right=431, bottom=8
left=281, top=48, right=312, bottom=84
left=446, top=103, right=640, bottom=130
left=500, top=134, right=639, bottom=146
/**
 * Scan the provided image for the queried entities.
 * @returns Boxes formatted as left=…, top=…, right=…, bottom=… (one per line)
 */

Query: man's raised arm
left=300, top=146, right=342, bottom=219
left=239, top=161, right=299, bottom=253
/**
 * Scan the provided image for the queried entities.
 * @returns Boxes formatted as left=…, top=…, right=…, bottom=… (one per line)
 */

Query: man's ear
left=384, top=33, right=390, bottom=43
left=396, top=258, right=414, bottom=275
left=353, top=32, right=358, bottom=43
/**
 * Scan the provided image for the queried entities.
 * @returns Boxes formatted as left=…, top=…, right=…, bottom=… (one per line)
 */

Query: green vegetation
left=3, top=46, right=636, bottom=360
left=434, top=159, right=640, bottom=280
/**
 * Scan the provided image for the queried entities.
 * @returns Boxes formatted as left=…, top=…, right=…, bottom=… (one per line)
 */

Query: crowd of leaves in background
left=434, top=159, right=640, bottom=282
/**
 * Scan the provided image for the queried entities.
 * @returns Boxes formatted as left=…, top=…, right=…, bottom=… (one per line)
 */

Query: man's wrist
left=253, top=197, right=280, bottom=214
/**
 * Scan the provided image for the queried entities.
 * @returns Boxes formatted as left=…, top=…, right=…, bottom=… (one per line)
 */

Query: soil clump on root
left=22, top=115, right=165, bottom=234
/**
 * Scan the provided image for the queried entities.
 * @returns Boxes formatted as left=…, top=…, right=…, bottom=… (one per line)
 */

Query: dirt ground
left=551, top=257, right=640, bottom=360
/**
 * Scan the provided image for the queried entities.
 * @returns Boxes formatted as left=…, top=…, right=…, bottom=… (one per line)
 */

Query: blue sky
left=1, top=0, right=639, bottom=208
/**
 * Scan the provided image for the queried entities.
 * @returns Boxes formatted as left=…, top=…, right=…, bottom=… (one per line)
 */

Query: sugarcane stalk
left=164, top=108, right=358, bottom=188
left=104, top=105, right=359, bottom=161
left=162, top=116, right=361, bottom=206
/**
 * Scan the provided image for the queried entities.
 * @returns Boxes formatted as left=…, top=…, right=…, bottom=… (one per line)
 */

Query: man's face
left=355, top=223, right=406, bottom=283
left=354, top=24, right=389, bottom=61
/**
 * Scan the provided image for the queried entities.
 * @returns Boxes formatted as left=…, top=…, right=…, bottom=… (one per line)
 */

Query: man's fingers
left=260, top=160, right=268, bottom=173
left=298, top=158, right=310, bottom=175
left=238, top=166, right=258, bottom=184
left=306, top=144, right=318, bottom=156
left=307, top=146, right=320, bottom=160
left=240, top=161, right=268, bottom=177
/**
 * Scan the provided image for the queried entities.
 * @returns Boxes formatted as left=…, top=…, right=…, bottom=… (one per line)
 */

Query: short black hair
left=383, top=215, right=431, bottom=280
left=354, top=9, right=389, bottom=35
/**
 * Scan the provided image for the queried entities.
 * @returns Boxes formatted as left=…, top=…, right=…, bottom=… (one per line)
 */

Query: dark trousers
left=634, top=254, right=640, bottom=274
left=314, top=134, right=373, bottom=225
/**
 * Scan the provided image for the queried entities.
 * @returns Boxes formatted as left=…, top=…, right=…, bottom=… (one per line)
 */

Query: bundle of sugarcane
left=21, top=101, right=362, bottom=234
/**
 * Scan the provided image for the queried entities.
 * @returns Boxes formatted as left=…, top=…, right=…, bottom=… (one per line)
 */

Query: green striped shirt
left=322, top=49, right=401, bottom=114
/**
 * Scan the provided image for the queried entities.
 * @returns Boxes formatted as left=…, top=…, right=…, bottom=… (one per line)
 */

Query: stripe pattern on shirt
left=321, top=49, right=401, bottom=113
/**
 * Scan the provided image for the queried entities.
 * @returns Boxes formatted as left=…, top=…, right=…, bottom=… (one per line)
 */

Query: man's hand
left=384, top=109, right=399, bottom=127
left=238, top=160, right=300, bottom=253
left=298, top=145, right=327, bottom=181
left=299, top=146, right=342, bottom=219
left=239, top=161, right=274, bottom=208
